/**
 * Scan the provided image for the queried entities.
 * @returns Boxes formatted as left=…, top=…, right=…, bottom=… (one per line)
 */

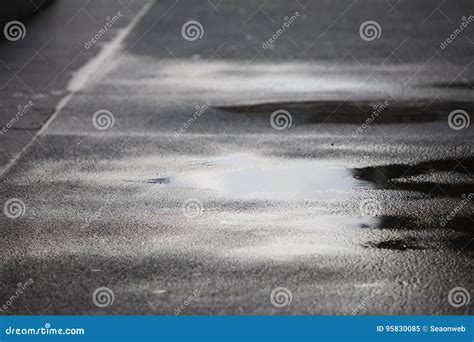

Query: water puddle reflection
left=148, top=154, right=372, bottom=200
left=142, top=154, right=473, bottom=258
left=148, top=154, right=474, bottom=199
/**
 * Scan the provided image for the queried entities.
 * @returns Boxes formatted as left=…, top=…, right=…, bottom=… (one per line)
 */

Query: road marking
left=0, top=0, right=156, bottom=178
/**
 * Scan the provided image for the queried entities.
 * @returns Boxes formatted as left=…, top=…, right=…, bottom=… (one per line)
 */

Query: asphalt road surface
left=0, top=0, right=473, bottom=315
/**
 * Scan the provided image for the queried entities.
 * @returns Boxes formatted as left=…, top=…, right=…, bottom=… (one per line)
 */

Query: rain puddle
left=144, top=154, right=473, bottom=255
left=216, top=100, right=474, bottom=124
left=147, top=154, right=473, bottom=199
left=353, top=156, right=474, bottom=197
left=147, top=154, right=372, bottom=200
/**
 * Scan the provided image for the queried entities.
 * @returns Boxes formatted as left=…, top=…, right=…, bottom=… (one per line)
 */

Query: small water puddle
left=146, top=154, right=473, bottom=201
left=147, top=154, right=373, bottom=200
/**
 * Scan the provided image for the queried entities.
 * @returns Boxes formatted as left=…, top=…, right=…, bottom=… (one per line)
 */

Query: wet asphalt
left=0, top=0, right=473, bottom=315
